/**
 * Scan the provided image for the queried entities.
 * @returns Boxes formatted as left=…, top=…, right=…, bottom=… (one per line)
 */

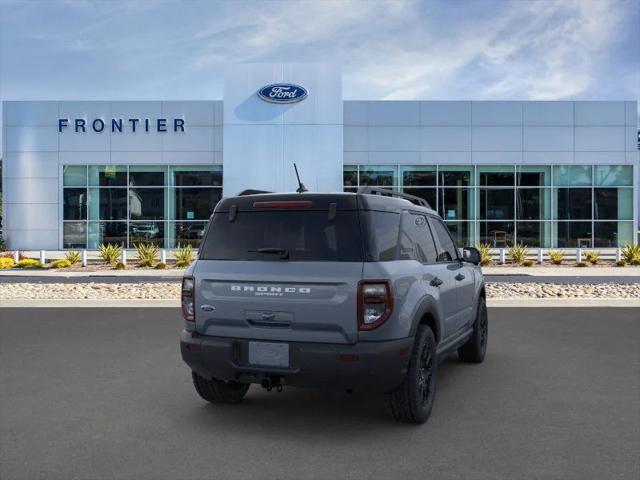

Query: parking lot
left=0, top=307, right=638, bottom=480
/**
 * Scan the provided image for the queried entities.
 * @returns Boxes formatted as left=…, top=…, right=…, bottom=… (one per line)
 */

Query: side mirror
left=462, top=247, right=481, bottom=265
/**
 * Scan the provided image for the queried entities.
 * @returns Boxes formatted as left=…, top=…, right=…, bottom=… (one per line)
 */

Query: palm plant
left=548, top=250, right=564, bottom=265
left=99, top=243, right=122, bottom=265
left=175, top=244, right=194, bottom=268
left=475, top=242, right=492, bottom=266
left=136, top=243, right=159, bottom=267
left=507, top=243, right=528, bottom=265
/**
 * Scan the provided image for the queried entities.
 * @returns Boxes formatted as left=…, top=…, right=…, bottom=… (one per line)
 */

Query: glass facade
left=62, top=165, right=222, bottom=248
left=344, top=164, right=634, bottom=248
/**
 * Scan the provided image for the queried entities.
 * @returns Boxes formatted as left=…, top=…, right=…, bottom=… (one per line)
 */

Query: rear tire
left=458, top=296, right=488, bottom=363
left=385, top=325, right=437, bottom=424
left=191, top=371, right=250, bottom=404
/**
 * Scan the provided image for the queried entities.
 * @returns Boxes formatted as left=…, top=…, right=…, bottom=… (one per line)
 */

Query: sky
left=0, top=0, right=638, bottom=149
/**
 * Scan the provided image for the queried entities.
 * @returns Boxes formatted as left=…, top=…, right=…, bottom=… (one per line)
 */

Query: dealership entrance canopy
left=2, top=63, right=638, bottom=250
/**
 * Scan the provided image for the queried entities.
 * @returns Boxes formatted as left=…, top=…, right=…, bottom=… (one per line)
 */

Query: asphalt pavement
left=0, top=307, right=638, bottom=480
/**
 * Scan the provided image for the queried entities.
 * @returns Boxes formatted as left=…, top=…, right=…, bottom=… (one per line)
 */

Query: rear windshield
left=200, top=211, right=363, bottom=261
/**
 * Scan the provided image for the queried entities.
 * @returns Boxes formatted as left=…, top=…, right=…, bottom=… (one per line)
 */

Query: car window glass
left=401, top=213, right=438, bottom=263
left=364, top=211, right=401, bottom=261
left=430, top=218, right=458, bottom=262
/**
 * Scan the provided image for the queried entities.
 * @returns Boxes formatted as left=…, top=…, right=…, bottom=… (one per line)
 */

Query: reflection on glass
left=359, top=165, right=397, bottom=186
left=594, top=188, right=633, bottom=220
left=479, top=222, right=514, bottom=247
left=129, top=165, right=165, bottom=186
left=63, top=222, right=86, bottom=248
left=170, top=221, right=208, bottom=248
left=438, top=188, right=471, bottom=220
left=594, top=165, right=633, bottom=186
left=129, top=188, right=165, bottom=220
left=63, top=188, right=87, bottom=220
left=343, top=165, right=358, bottom=187
left=438, top=166, right=472, bottom=186
left=478, top=166, right=514, bottom=186
left=555, top=222, right=592, bottom=248
left=517, top=188, right=550, bottom=220
left=129, top=222, right=164, bottom=247
left=553, top=165, right=591, bottom=186
left=555, top=188, right=591, bottom=220
left=89, top=165, right=127, bottom=186
left=444, top=221, right=471, bottom=247
left=171, top=188, right=222, bottom=220
left=516, top=222, right=551, bottom=247
left=401, top=166, right=436, bottom=187
left=479, top=189, right=514, bottom=220
left=88, top=222, right=127, bottom=248
left=594, top=222, right=633, bottom=247
left=517, top=166, right=550, bottom=186
left=171, top=166, right=222, bottom=186
left=63, top=166, right=87, bottom=187
left=402, top=188, right=436, bottom=210
left=88, top=188, right=127, bottom=220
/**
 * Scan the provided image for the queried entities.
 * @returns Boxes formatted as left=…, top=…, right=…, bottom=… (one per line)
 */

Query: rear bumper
left=180, top=330, right=413, bottom=392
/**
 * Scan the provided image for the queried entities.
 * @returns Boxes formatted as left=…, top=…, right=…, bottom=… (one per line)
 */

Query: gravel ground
left=1, top=282, right=639, bottom=300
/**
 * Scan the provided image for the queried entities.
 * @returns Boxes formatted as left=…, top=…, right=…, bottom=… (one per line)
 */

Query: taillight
left=357, top=280, right=393, bottom=331
left=182, top=277, right=195, bottom=322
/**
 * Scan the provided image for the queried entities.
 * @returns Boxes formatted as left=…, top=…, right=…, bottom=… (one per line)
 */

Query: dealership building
left=2, top=63, right=638, bottom=250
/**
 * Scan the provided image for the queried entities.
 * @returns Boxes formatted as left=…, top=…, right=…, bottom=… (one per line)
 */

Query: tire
left=458, top=295, right=488, bottom=363
left=385, top=325, right=437, bottom=424
left=191, top=371, right=250, bottom=404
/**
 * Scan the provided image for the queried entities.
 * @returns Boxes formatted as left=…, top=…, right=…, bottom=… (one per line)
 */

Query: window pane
left=129, top=222, right=164, bottom=247
left=88, top=188, right=128, bottom=220
left=343, top=165, right=358, bottom=187
left=555, top=188, right=591, bottom=220
left=401, top=166, right=436, bottom=187
left=359, top=165, right=397, bottom=187
left=430, top=218, right=458, bottom=262
left=517, top=166, right=550, bottom=186
left=129, top=165, right=165, bottom=186
left=88, top=222, right=127, bottom=248
left=171, top=188, right=222, bottom=220
left=595, top=165, right=633, bottom=186
left=171, top=166, right=222, bottom=187
left=402, top=188, right=436, bottom=210
left=478, top=166, right=514, bottom=186
left=63, top=188, right=87, bottom=220
left=63, top=222, right=86, bottom=248
left=517, top=188, right=550, bottom=220
left=89, top=165, right=127, bottom=186
left=555, top=222, right=592, bottom=248
left=479, top=222, right=514, bottom=247
left=438, top=166, right=472, bottom=186
left=479, top=188, right=514, bottom=220
left=171, top=221, right=208, bottom=248
left=595, top=188, right=633, bottom=220
left=63, top=166, right=86, bottom=187
left=516, top=222, right=551, bottom=247
left=444, top=221, right=471, bottom=247
left=553, top=165, right=591, bottom=186
left=399, top=213, right=438, bottom=263
left=364, top=211, right=400, bottom=261
left=129, top=188, right=165, bottom=220
left=438, top=188, right=472, bottom=220
left=594, top=222, right=634, bottom=248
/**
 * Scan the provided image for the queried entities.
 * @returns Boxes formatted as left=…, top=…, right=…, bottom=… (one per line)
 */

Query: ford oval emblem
left=257, top=83, right=308, bottom=104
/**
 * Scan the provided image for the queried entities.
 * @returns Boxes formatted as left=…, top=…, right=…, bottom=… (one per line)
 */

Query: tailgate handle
left=247, top=319, right=291, bottom=329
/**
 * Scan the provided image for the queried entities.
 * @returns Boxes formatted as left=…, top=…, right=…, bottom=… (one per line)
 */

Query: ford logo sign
left=257, top=83, right=308, bottom=104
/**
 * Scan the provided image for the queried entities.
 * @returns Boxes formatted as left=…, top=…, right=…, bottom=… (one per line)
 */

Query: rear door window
left=363, top=211, right=401, bottom=261
left=429, top=217, right=459, bottom=262
left=200, top=210, right=363, bottom=261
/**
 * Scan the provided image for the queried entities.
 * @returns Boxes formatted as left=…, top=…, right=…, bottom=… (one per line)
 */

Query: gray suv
left=180, top=188, right=487, bottom=424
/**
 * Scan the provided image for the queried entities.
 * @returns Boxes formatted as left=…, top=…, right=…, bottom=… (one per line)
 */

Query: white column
left=499, top=248, right=506, bottom=265
left=537, top=248, right=544, bottom=264
left=576, top=248, right=582, bottom=262
left=160, top=249, right=167, bottom=264
left=14, top=250, right=19, bottom=263
left=82, top=250, right=88, bottom=267
left=616, top=248, right=622, bottom=262
left=39, top=250, right=45, bottom=264
left=121, top=249, right=127, bottom=265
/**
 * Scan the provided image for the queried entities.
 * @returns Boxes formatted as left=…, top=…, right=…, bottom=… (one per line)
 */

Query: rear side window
left=399, top=213, right=438, bottom=263
left=200, top=211, right=363, bottom=261
left=430, top=218, right=459, bottom=262
left=363, top=211, right=400, bottom=261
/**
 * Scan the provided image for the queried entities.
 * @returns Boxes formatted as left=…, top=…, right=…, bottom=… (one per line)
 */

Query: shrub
left=155, top=262, right=167, bottom=269
left=475, top=242, right=492, bottom=267
left=621, top=242, right=640, bottom=265
left=16, top=258, right=43, bottom=269
left=576, top=260, right=589, bottom=268
left=135, top=243, right=159, bottom=267
left=615, top=259, right=627, bottom=267
left=114, top=261, right=127, bottom=270
left=65, top=251, right=81, bottom=265
left=51, top=259, right=71, bottom=269
left=507, top=243, right=528, bottom=265
left=522, top=259, right=534, bottom=267
left=175, top=244, right=194, bottom=268
left=0, top=257, right=15, bottom=269
left=548, top=250, right=564, bottom=265
left=584, top=251, right=600, bottom=265
left=99, top=243, right=122, bottom=265
left=1, top=251, right=27, bottom=260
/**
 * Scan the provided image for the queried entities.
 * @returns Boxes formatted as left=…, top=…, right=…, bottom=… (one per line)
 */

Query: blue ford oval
left=257, top=84, right=308, bottom=104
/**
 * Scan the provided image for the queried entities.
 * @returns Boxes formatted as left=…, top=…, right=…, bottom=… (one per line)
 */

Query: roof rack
left=357, top=186, right=432, bottom=209
left=237, top=189, right=273, bottom=196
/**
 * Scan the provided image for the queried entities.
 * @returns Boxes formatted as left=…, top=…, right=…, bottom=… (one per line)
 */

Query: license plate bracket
left=248, top=341, right=290, bottom=367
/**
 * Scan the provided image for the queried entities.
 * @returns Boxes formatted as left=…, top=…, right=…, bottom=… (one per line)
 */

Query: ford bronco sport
left=180, top=187, right=487, bottom=424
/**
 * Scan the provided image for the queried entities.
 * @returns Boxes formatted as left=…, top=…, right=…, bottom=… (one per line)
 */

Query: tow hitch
left=261, top=376, right=284, bottom=392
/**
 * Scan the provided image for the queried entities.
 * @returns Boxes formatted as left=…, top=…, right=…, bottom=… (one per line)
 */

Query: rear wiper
left=248, top=247, right=290, bottom=259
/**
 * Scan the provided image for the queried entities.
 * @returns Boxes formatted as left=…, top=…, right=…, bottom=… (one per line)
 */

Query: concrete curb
left=2, top=298, right=640, bottom=308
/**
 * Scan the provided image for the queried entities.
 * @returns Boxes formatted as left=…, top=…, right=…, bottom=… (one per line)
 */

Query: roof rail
left=357, top=186, right=432, bottom=209
left=237, top=189, right=273, bottom=196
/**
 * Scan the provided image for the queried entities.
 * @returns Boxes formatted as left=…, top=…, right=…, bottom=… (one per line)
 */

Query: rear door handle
left=430, top=277, right=443, bottom=287
left=455, top=273, right=465, bottom=281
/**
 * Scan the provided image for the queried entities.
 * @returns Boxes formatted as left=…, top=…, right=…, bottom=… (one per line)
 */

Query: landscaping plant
left=136, top=243, right=159, bottom=267
left=0, top=257, right=15, bottom=269
left=615, top=259, right=627, bottom=267
left=155, top=262, right=167, bottom=269
left=115, top=261, right=127, bottom=270
left=507, top=243, right=528, bottom=265
left=16, top=258, right=43, bottom=269
left=99, top=243, right=122, bottom=265
left=175, top=244, right=194, bottom=267
left=584, top=251, right=600, bottom=265
left=65, top=251, right=81, bottom=265
left=621, top=242, right=640, bottom=265
left=576, top=260, right=589, bottom=268
left=51, top=259, right=71, bottom=269
left=475, top=242, right=492, bottom=266
left=548, top=250, right=564, bottom=265
left=522, top=259, right=534, bottom=267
